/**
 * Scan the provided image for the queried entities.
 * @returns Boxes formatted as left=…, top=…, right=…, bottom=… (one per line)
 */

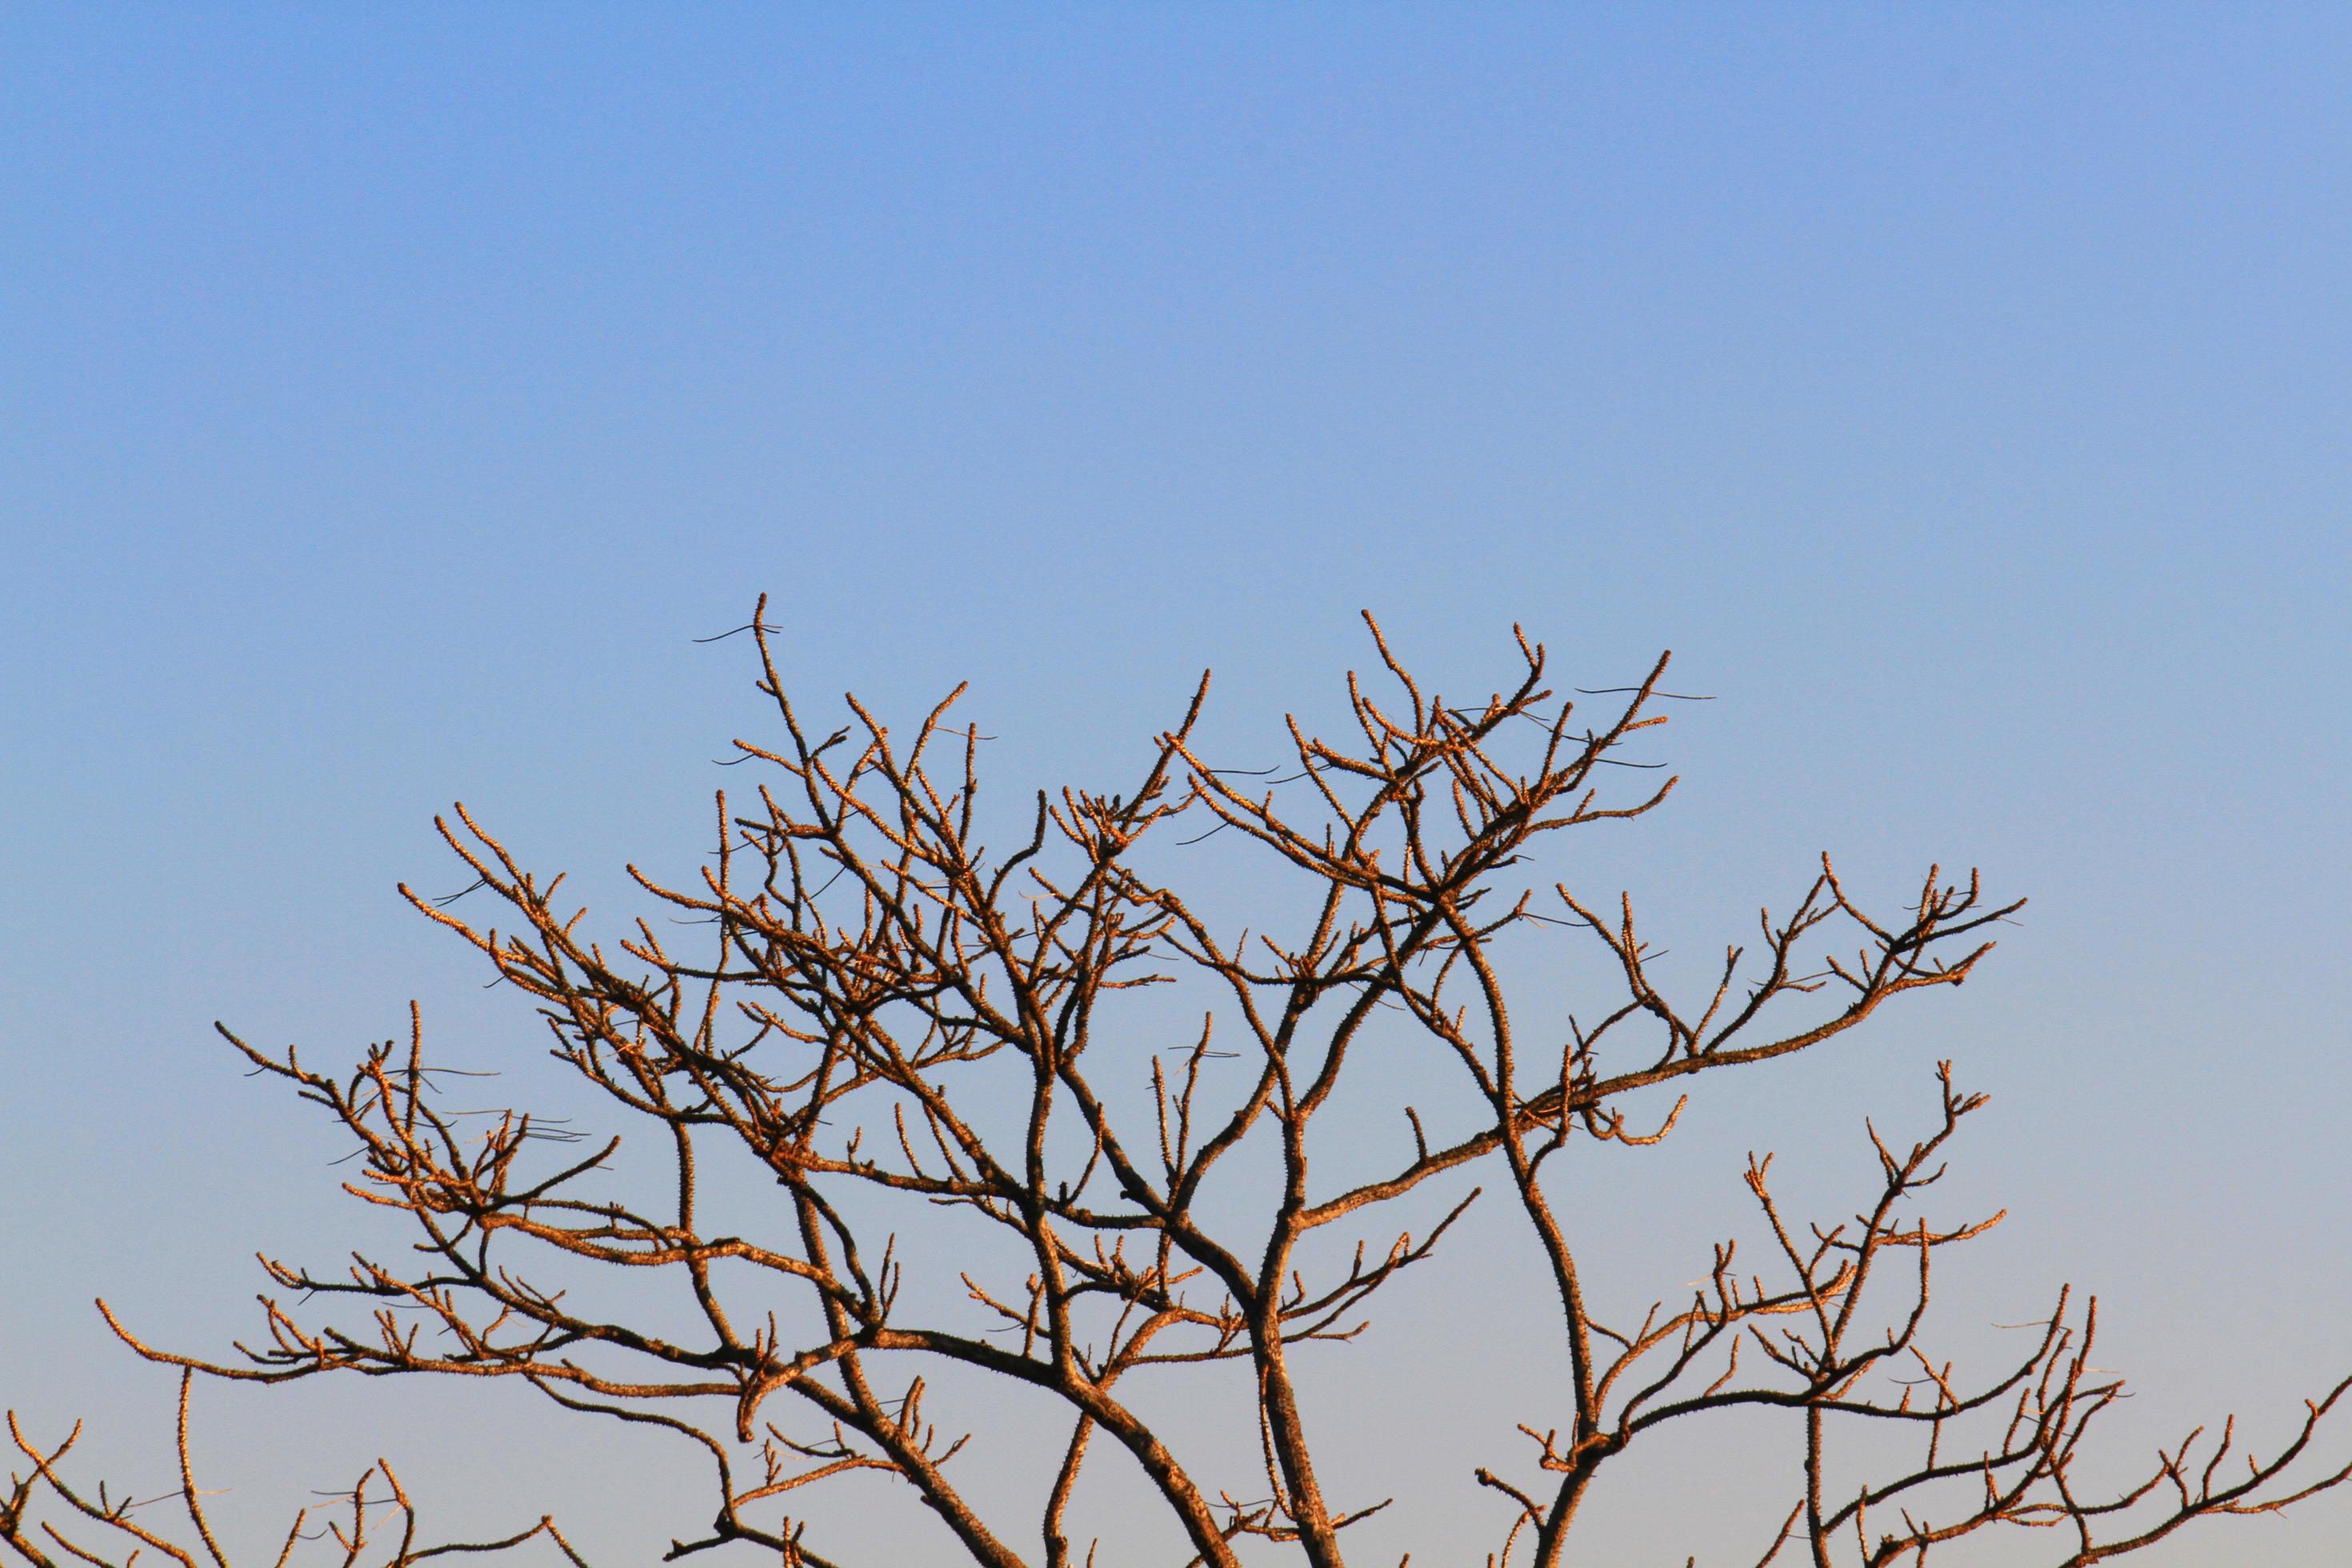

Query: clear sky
left=3, top=8, right=2348, bottom=1566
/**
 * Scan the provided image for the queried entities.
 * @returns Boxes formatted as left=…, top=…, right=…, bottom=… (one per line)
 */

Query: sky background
left=4, top=6, right=2350, bottom=1566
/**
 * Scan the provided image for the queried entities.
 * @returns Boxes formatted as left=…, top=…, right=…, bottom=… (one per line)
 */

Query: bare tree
left=55, top=605, right=2351, bottom=1566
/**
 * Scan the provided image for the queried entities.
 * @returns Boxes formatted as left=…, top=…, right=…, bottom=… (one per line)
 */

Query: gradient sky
left=4, top=8, right=2350, bottom=1566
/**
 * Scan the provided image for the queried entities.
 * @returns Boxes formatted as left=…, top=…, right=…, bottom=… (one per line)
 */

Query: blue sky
left=4, top=8, right=2349, bottom=1564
